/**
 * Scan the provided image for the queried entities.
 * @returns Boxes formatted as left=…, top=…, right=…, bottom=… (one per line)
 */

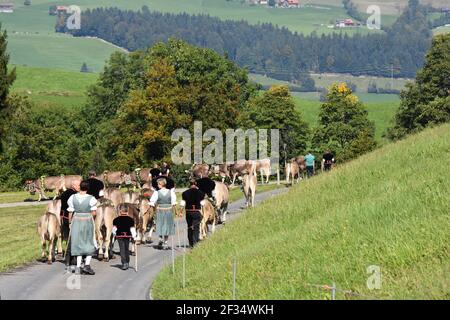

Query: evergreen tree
left=387, top=34, right=450, bottom=140
left=313, top=83, right=376, bottom=162
left=80, top=62, right=89, bottom=73
left=0, top=24, right=17, bottom=151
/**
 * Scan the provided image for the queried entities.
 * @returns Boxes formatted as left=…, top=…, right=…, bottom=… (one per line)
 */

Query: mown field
left=11, top=65, right=98, bottom=108
left=0, top=182, right=283, bottom=272
left=152, top=124, right=450, bottom=300
left=293, top=94, right=400, bottom=142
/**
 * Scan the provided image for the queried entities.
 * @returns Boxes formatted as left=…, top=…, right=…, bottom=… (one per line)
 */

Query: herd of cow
left=34, top=157, right=309, bottom=264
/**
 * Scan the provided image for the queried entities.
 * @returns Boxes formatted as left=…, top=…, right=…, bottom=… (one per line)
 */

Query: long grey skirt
left=156, top=206, right=175, bottom=237
left=70, top=213, right=96, bottom=256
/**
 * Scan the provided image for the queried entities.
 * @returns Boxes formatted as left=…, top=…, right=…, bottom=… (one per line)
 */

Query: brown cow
left=101, top=188, right=123, bottom=208
left=186, top=164, right=210, bottom=179
left=200, top=199, right=216, bottom=240
left=96, top=171, right=125, bottom=188
left=229, top=160, right=256, bottom=185
left=137, top=197, right=156, bottom=244
left=37, top=210, right=61, bottom=264
left=254, top=158, right=272, bottom=184
left=123, top=191, right=140, bottom=206
left=242, top=172, right=257, bottom=208
left=285, top=159, right=300, bottom=185
left=129, top=168, right=151, bottom=188
left=294, top=156, right=306, bottom=180
left=95, top=202, right=117, bottom=261
left=211, top=164, right=231, bottom=183
left=26, top=175, right=82, bottom=201
left=214, top=181, right=229, bottom=224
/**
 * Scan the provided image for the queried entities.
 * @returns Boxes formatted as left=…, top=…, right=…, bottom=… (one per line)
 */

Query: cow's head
left=24, top=180, right=36, bottom=194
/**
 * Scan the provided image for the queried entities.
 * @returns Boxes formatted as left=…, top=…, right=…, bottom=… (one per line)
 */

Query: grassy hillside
left=7, top=33, right=123, bottom=72
left=152, top=124, right=450, bottom=299
left=11, top=65, right=98, bottom=108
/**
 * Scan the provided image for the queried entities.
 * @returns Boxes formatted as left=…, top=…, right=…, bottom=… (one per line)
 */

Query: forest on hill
left=62, top=0, right=432, bottom=84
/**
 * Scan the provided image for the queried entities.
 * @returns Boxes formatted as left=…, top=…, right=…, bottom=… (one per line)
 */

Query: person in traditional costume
left=179, top=179, right=205, bottom=248
left=87, top=170, right=104, bottom=199
left=67, top=180, right=98, bottom=275
left=151, top=167, right=175, bottom=191
left=60, top=178, right=81, bottom=269
left=149, top=163, right=161, bottom=182
left=149, top=177, right=176, bottom=249
left=113, top=204, right=137, bottom=270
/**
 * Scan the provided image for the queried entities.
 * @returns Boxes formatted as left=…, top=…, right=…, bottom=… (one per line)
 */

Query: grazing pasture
left=0, top=205, right=45, bottom=272
left=11, top=65, right=98, bottom=108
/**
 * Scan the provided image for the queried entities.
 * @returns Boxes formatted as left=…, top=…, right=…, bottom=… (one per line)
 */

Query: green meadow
left=11, top=65, right=98, bottom=108
left=293, top=93, right=400, bottom=143
left=0, top=204, right=46, bottom=272
left=152, top=124, right=450, bottom=300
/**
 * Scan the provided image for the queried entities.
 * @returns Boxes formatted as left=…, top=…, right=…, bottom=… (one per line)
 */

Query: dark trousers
left=306, top=166, right=314, bottom=177
left=117, top=238, right=130, bottom=265
left=61, top=217, right=70, bottom=241
left=186, top=211, right=201, bottom=247
left=324, top=164, right=332, bottom=171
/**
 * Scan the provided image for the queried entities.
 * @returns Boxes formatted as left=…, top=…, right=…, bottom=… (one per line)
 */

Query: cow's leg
left=56, top=234, right=63, bottom=255
left=41, top=237, right=47, bottom=261
left=252, top=190, right=256, bottom=207
left=211, top=220, right=216, bottom=233
left=147, top=225, right=155, bottom=242
left=48, top=237, right=54, bottom=264
left=199, top=222, right=204, bottom=240
left=103, top=228, right=111, bottom=261
left=96, top=227, right=104, bottom=260
left=222, top=204, right=228, bottom=223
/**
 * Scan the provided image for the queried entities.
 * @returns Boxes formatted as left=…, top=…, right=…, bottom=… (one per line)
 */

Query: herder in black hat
left=179, top=179, right=206, bottom=248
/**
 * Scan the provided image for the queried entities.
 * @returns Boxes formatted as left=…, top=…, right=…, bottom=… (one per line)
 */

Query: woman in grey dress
left=67, top=180, right=97, bottom=275
left=149, top=177, right=176, bottom=249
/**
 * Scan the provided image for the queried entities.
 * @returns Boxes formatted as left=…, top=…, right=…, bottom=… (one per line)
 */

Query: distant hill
left=153, top=123, right=450, bottom=299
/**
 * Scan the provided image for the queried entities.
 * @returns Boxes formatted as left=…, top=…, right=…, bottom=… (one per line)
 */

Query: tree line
left=58, top=0, right=432, bottom=83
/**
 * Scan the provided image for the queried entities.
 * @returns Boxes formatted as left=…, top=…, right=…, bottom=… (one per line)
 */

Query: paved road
left=0, top=188, right=288, bottom=300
